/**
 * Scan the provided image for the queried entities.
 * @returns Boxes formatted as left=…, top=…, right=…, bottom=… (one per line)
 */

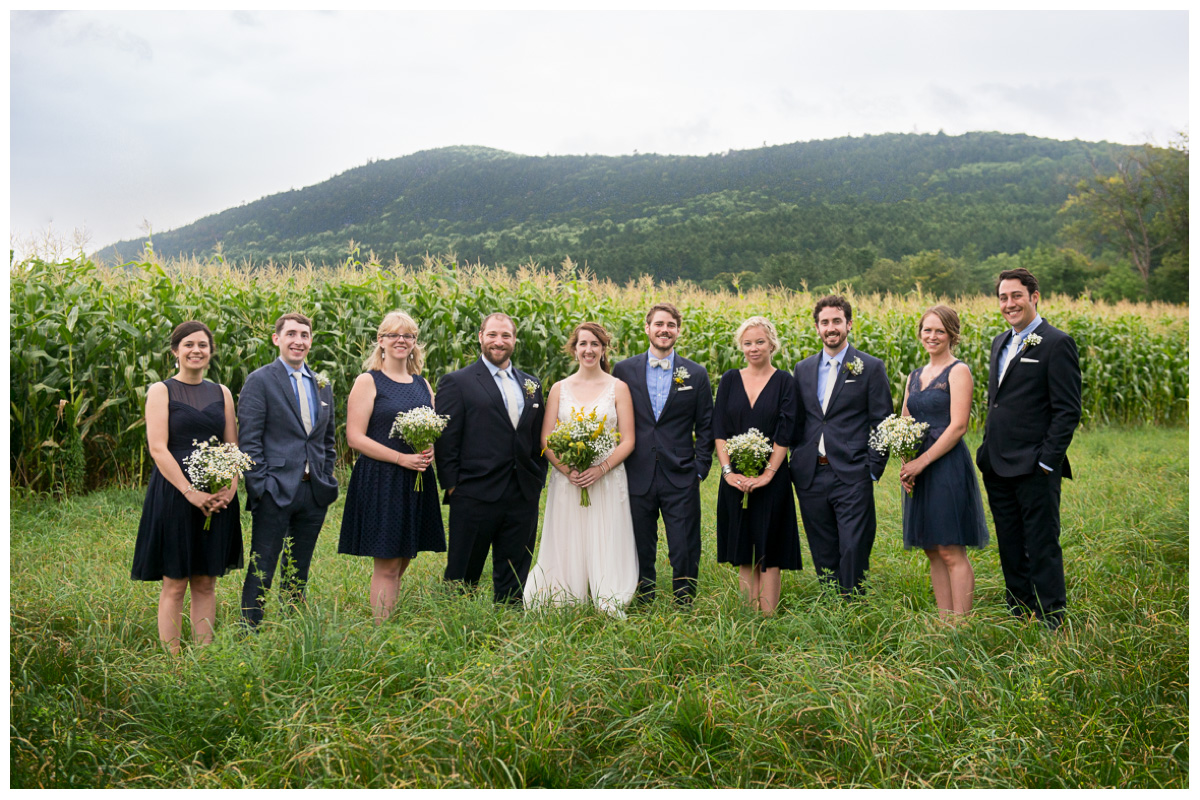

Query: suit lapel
left=802, top=355, right=821, bottom=412
left=513, top=367, right=537, bottom=429
left=473, top=359, right=511, bottom=428
left=824, top=345, right=854, bottom=415
left=273, top=360, right=306, bottom=431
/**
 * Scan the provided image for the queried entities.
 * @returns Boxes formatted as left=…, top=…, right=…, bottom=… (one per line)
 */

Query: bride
left=524, top=322, right=639, bottom=616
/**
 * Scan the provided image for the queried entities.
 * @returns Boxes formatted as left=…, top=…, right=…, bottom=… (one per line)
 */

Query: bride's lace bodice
left=559, top=379, right=618, bottom=425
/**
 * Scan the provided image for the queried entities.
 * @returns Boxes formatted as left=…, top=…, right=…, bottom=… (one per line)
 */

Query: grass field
left=9, top=426, right=1188, bottom=788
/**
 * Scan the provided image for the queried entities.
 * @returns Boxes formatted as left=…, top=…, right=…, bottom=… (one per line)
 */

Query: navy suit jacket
left=434, top=358, right=548, bottom=505
left=238, top=359, right=339, bottom=511
left=790, top=345, right=893, bottom=490
left=612, top=353, right=715, bottom=493
left=976, top=320, right=1081, bottom=479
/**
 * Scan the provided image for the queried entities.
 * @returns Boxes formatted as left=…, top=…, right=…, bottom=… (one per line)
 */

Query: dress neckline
left=739, top=367, right=778, bottom=410
left=916, top=360, right=959, bottom=392
left=563, top=378, right=615, bottom=409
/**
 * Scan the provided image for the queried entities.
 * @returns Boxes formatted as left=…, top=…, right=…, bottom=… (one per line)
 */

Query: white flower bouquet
left=390, top=405, right=450, bottom=491
left=544, top=406, right=620, bottom=507
left=182, top=436, right=255, bottom=530
left=868, top=414, right=931, bottom=495
left=724, top=427, right=774, bottom=508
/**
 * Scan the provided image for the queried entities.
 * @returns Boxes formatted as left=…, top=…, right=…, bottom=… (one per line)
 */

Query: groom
left=977, top=268, right=1081, bottom=629
left=790, top=295, right=893, bottom=597
left=613, top=302, right=714, bottom=605
left=238, top=312, right=339, bottom=628
left=435, top=312, right=547, bottom=604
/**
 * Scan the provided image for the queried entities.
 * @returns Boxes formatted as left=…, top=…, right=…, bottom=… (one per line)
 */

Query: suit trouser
left=982, top=467, right=1066, bottom=624
left=795, top=464, right=876, bottom=596
left=444, top=474, right=539, bottom=604
left=241, top=480, right=328, bottom=627
left=630, top=470, right=702, bottom=603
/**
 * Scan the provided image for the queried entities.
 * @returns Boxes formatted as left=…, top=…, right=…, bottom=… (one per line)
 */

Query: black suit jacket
left=434, top=358, right=548, bottom=505
left=976, top=320, right=1082, bottom=479
left=790, top=345, right=893, bottom=490
left=612, top=353, right=715, bottom=493
left=238, top=359, right=338, bottom=511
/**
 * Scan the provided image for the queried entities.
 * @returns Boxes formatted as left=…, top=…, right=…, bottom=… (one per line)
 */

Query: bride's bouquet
left=724, top=428, right=773, bottom=508
left=868, top=414, right=930, bottom=495
left=182, top=437, right=255, bottom=530
left=390, top=406, right=450, bottom=491
left=545, top=406, right=620, bottom=507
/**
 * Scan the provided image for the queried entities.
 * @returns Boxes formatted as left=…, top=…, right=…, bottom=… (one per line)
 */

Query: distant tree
left=1060, top=134, right=1188, bottom=295
left=1017, top=244, right=1095, bottom=297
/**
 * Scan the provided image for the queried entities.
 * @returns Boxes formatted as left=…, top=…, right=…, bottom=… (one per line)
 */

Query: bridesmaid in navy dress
left=131, top=321, right=243, bottom=654
left=898, top=305, right=989, bottom=619
left=339, top=311, right=445, bottom=623
left=713, top=316, right=802, bottom=616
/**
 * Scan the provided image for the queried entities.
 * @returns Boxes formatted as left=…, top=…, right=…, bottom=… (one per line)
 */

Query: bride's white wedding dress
left=524, top=379, right=639, bottom=616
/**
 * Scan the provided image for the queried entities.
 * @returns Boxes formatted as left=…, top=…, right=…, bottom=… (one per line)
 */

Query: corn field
left=10, top=255, right=1188, bottom=494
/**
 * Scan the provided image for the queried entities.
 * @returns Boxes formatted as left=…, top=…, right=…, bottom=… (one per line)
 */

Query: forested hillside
left=92, top=132, right=1187, bottom=301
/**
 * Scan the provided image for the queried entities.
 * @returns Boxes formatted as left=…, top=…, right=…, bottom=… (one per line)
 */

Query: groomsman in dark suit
left=435, top=312, right=547, bottom=604
left=238, top=312, right=339, bottom=628
left=612, top=303, right=715, bottom=605
left=790, top=296, right=893, bottom=597
left=976, top=268, right=1082, bottom=629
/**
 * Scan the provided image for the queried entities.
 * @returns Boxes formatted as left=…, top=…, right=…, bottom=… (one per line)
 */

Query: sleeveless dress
left=901, top=361, right=990, bottom=550
left=713, top=369, right=803, bottom=570
left=524, top=380, right=639, bottom=616
left=131, top=379, right=244, bottom=581
left=338, top=372, right=446, bottom=559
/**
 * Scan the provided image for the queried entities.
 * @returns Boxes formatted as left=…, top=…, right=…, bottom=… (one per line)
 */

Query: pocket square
left=320, top=401, right=329, bottom=407
left=677, top=386, right=694, bottom=392
left=1020, top=358, right=1038, bottom=363
left=846, top=379, right=857, bottom=383
left=533, top=403, right=540, bottom=409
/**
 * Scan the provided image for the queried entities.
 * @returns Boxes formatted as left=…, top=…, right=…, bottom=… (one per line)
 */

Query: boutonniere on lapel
left=673, top=366, right=691, bottom=389
left=1021, top=333, right=1042, bottom=352
left=523, top=378, right=539, bottom=398
left=313, top=372, right=332, bottom=390
left=845, top=357, right=864, bottom=376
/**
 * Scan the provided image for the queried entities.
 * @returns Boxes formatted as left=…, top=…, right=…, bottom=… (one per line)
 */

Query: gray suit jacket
left=238, top=359, right=338, bottom=511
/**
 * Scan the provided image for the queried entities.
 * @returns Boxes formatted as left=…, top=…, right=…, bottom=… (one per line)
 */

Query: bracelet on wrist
left=765, top=465, right=777, bottom=474
left=721, top=464, right=732, bottom=475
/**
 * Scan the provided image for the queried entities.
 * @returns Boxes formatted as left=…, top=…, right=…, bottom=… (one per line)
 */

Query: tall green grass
left=9, top=426, right=1187, bottom=788
left=9, top=255, right=1188, bottom=493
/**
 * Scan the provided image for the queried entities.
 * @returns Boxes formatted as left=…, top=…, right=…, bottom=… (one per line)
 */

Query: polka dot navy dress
left=338, top=372, right=446, bottom=559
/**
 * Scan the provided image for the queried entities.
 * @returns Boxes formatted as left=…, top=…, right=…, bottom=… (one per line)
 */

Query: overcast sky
left=8, top=9, right=1190, bottom=256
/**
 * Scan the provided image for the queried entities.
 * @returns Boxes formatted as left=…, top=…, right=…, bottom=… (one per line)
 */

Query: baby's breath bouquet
left=724, top=428, right=774, bottom=508
left=182, top=437, right=255, bottom=530
left=545, top=406, right=620, bottom=507
left=390, top=406, right=450, bottom=491
left=868, top=414, right=931, bottom=495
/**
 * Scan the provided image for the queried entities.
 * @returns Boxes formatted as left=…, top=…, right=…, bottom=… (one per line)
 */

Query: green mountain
left=93, top=133, right=1122, bottom=287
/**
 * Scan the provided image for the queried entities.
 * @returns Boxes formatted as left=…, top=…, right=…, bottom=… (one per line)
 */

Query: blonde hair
left=735, top=316, right=780, bottom=354
left=363, top=311, right=425, bottom=374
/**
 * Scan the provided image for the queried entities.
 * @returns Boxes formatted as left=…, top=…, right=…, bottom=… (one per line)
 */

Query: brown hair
left=645, top=302, right=682, bottom=327
left=274, top=312, right=313, bottom=336
left=995, top=268, right=1039, bottom=298
left=363, top=310, right=425, bottom=374
left=918, top=305, right=962, bottom=350
left=170, top=320, right=213, bottom=353
left=479, top=312, right=517, bottom=335
left=565, top=322, right=613, bottom=373
left=813, top=295, right=852, bottom=325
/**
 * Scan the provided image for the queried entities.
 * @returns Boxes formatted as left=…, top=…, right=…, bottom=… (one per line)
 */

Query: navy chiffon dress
left=131, top=378, right=244, bottom=581
left=338, top=372, right=446, bottom=559
left=901, top=361, right=990, bottom=550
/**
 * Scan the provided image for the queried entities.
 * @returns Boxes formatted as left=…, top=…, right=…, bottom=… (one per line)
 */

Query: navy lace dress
left=131, top=379, right=244, bottom=580
left=901, top=361, right=989, bottom=550
left=338, top=372, right=446, bottom=559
